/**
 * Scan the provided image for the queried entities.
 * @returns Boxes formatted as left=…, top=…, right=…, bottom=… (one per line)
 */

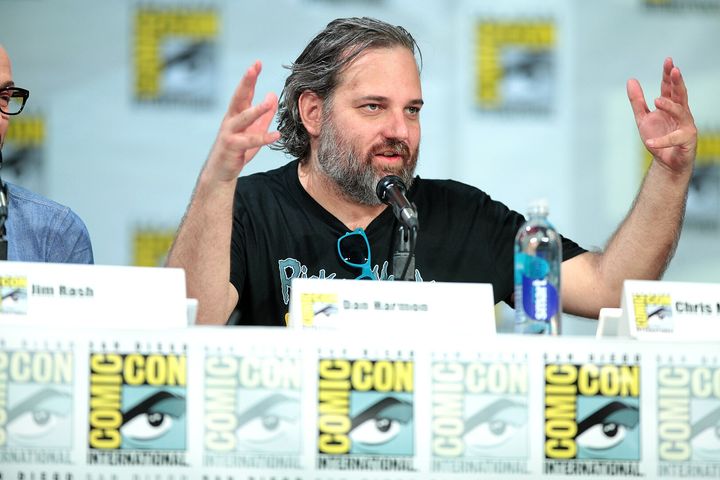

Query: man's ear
left=298, top=91, right=323, bottom=137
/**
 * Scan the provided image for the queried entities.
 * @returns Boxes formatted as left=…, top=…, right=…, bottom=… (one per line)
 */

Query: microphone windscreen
left=376, top=175, right=406, bottom=204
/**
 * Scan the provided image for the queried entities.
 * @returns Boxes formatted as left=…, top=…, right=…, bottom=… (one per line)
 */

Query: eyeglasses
left=337, top=228, right=376, bottom=280
left=0, top=87, right=30, bottom=115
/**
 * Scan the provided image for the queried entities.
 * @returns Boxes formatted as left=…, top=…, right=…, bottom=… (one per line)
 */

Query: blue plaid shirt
left=4, top=182, right=93, bottom=264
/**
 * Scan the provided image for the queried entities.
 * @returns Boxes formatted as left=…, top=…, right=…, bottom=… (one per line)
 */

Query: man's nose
left=382, top=109, right=410, bottom=141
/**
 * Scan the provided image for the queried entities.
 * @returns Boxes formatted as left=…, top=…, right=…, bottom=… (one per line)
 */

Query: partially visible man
left=0, top=44, right=93, bottom=263
left=167, top=17, right=696, bottom=326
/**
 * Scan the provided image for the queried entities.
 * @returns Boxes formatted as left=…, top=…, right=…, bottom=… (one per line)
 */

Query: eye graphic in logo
left=121, top=390, right=186, bottom=449
left=690, top=403, right=720, bottom=462
left=646, top=305, right=672, bottom=330
left=2, top=289, right=21, bottom=302
left=647, top=305, right=670, bottom=320
left=464, top=398, right=528, bottom=456
left=313, top=303, right=338, bottom=319
left=500, top=49, right=554, bottom=110
left=0, top=286, right=28, bottom=314
left=349, top=395, right=413, bottom=455
left=235, top=392, right=300, bottom=452
left=7, top=387, right=72, bottom=447
left=576, top=400, right=639, bottom=460
left=160, top=40, right=215, bottom=100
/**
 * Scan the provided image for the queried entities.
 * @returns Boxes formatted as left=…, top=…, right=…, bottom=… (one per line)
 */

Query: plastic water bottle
left=514, top=199, right=562, bottom=335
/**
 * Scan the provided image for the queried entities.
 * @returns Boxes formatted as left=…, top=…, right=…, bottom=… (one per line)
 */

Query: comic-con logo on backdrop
left=87, top=350, right=187, bottom=466
left=645, top=131, right=720, bottom=229
left=0, top=348, right=74, bottom=465
left=544, top=355, right=642, bottom=476
left=317, top=355, right=415, bottom=472
left=134, top=5, right=218, bottom=106
left=1, top=114, right=46, bottom=194
left=203, top=353, right=302, bottom=469
left=475, top=19, right=556, bottom=114
left=132, top=226, right=177, bottom=267
left=431, top=357, right=529, bottom=475
left=658, top=358, right=720, bottom=477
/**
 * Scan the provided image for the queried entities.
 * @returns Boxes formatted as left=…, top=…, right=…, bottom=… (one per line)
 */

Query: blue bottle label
left=521, top=276, right=559, bottom=321
left=516, top=253, right=559, bottom=321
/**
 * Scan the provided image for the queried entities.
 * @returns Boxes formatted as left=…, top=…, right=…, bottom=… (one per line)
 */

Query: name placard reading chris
left=620, top=280, right=720, bottom=340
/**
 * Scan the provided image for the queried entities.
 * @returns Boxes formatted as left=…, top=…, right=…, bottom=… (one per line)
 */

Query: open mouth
left=375, top=151, right=404, bottom=161
left=372, top=143, right=410, bottom=164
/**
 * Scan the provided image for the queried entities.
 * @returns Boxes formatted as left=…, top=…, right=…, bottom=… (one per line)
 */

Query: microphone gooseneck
left=0, top=146, right=8, bottom=261
left=376, top=175, right=418, bottom=281
left=375, top=175, right=419, bottom=230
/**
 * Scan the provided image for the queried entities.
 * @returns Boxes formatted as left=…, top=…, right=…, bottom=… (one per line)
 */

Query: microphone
left=0, top=146, right=7, bottom=261
left=376, top=175, right=418, bottom=230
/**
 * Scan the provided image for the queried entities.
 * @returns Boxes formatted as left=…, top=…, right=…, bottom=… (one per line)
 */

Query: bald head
left=0, top=45, right=11, bottom=87
left=0, top=45, right=13, bottom=147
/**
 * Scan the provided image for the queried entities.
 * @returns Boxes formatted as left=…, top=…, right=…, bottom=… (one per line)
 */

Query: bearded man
left=167, top=17, right=696, bottom=326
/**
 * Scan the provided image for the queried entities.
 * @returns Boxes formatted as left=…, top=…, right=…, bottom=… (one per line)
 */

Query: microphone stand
left=376, top=175, right=419, bottom=281
left=0, top=148, right=8, bottom=261
left=393, top=224, right=417, bottom=281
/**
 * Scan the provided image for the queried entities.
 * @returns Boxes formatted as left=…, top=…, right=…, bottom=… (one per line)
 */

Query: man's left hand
left=627, top=57, right=697, bottom=175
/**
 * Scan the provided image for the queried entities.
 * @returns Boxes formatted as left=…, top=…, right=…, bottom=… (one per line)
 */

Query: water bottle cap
left=528, top=198, right=549, bottom=216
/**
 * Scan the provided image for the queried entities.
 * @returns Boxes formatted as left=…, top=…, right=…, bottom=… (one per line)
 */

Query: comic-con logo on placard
left=0, top=276, right=28, bottom=315
left=87, top=352, right=187, bottom=466
left=544, top=358, right=642, bottom=476
left=203, top=353, right=302, bottom=469
left=475, top=19, right=556, bottom=114
left=431, top=359, right=529, bottom=475
left=633, top=293, right=673, bottom=333
left=134, top=6, right=218, bottom=106
left=317, top=358, right=415, bottom=471
left=300, top=293, right=339, bottom=327
left=0, top=349, right=74, bottom=464
left=658, top=361, right=720, bottom=477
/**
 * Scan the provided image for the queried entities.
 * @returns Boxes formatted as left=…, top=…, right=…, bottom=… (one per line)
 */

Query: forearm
left=165, top=61, right=278, bottom=325
left=604, top=159, right=690, bottom=278
left=564, top=159, right=691, bottom=317
left=564, top=59, right=697, bottom=319
left=166, top=171, right=238, bottom=325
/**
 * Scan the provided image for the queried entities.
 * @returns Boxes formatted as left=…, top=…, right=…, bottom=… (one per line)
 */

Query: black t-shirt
left=230, top=160, right=586, bottom=326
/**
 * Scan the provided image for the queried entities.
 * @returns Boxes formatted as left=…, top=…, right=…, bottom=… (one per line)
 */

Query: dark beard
left=316, top=114, right=418, bottom=206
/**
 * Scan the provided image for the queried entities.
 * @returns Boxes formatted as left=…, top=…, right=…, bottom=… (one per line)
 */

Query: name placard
left=288, top=278, right=496, bottom=336
left=620, top=279, right=720, bottom=340
left=0, top=261, right=188, bottom=328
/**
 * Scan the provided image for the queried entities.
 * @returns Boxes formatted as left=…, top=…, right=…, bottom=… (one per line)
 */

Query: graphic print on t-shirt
left=277, top=257, right=423, bottom=306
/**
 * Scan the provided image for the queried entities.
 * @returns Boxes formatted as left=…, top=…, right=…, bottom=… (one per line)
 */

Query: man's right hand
left=167, top=60, right=280, bottom=325
left=204, top=60, right=280, bottom=184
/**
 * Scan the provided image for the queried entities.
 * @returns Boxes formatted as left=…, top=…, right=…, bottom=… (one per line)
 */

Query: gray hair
left=271, top=17, right=422, bottom=162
